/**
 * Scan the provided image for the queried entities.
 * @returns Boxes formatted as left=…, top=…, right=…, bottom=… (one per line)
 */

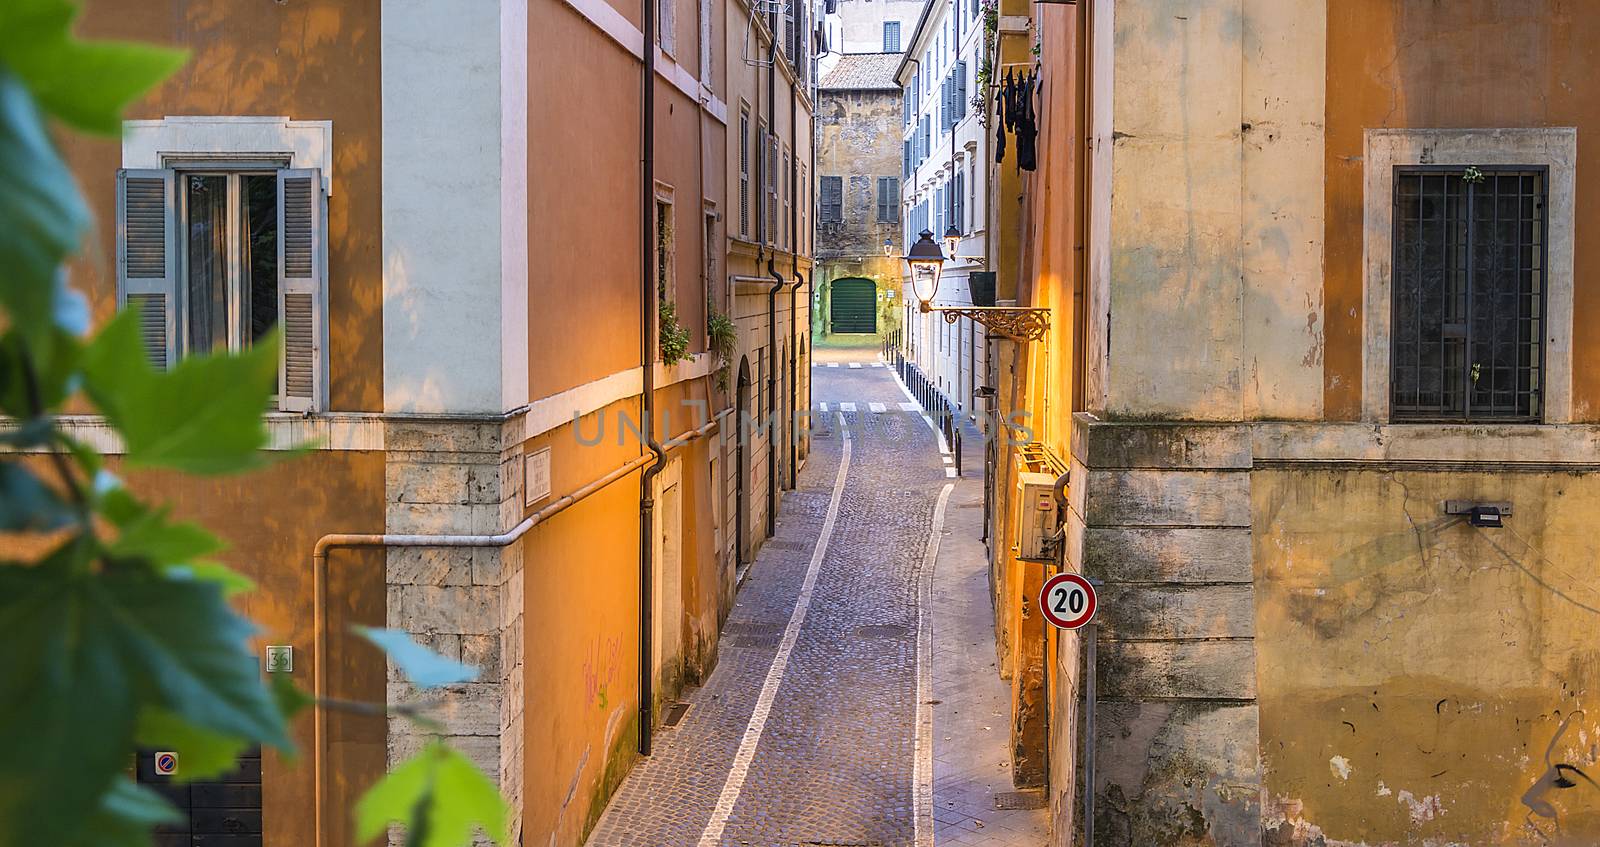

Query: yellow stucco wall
left=1256, top=468, right=1600, bottom=845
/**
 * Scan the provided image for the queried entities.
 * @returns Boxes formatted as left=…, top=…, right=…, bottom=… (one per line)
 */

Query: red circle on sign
left=1040, top=573, right=1097, bottom=630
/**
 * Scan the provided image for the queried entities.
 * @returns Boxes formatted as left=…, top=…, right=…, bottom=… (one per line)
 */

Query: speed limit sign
left=1040, top=573, right=1097, bottom=630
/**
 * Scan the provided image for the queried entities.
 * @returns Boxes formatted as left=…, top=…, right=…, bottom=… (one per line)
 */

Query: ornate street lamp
left=942, top=224, right=962, bottom=261
left=903, top=231, right=1051, bottom=342
left=904, top=229, right=946, bottom=312
left=882, top=237, right=895, bottom=258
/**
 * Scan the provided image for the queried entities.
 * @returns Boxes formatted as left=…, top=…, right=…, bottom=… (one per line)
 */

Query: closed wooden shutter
left=276, top=169, right=325, bottom=412
left=116, top=169, right=178, bottom=370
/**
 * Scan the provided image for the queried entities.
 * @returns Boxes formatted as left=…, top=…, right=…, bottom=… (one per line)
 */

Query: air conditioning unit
left=1014, top=471, right=1058, bottom=561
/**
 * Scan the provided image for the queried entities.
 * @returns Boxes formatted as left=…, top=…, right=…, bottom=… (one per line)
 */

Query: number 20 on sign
left=1040, top=573, right=1097, bottom=630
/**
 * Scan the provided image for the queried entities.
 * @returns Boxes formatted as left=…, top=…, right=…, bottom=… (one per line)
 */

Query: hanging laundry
left=1003, top=69, right=1021, bottom=132
left=994, top=72, right=1009, bottom=164
left=1016, top=71, right=1039, bottom=172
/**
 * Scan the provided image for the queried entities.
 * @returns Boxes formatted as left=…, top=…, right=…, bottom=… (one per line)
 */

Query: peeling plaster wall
left=1255, top=467, right=1600, bottom=846
left=1089, top=0, right=1325, bottom=422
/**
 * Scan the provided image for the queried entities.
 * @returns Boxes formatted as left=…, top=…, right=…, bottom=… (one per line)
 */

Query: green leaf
left=271, top=675, right=314, bottom=723
left=82, top=310, right=281, bottom=475
left=0, top=561, right=290, bottom=846
left=135, top=707, right=250, bottom=783
left=164, top=561, right=256, bottom=597
left=108, top=506, right=226, bottom=563
left=66, top=778, right=181, bottom=847
left=0, top=461, right=75, bottom=531
left=0, top=560, right=139, bottom=847
left=0, top=0, right=186, bottom=135
left=356, top=742, right=509, bottom=847
left=356, top=627, right=480, bottom=689
left=0, top=68, right=89, bottom=336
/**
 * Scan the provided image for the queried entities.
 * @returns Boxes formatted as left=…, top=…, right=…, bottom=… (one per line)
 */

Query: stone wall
left=1067, top=414, right=1261, bottom=847
left=384, top=418, right=527, bottom=845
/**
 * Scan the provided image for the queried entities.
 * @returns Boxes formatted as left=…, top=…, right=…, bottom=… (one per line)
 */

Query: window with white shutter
left=739, top=110, right=751, bottom=237
left=117, top=169, right=178, bottom=370
left=115, top=165, right=327, bottom=411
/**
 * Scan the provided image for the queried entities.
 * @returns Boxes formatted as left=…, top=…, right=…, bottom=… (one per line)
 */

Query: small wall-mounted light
left=882, top=237, right=895, bottom=258
left=1445, top=499, right=1512, bottom=529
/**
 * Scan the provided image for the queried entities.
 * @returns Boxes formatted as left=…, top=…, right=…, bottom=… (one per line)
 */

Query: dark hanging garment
left=1003, top=70, right=1020, bottom=131
left=1016, top=72, right=1040, bottom=172
left=994, top=75, right=1008, bottom=163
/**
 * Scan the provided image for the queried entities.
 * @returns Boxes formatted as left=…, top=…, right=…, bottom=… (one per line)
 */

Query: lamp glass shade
left=881, top=238, right=895, bottom=257
left=942, top=224, right=962, bottom=259
left=904, top=229, right=946, bottom=309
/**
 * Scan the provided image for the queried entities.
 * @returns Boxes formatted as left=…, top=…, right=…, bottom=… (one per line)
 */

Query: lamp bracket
left=932, top=306, right=1050, bottom=342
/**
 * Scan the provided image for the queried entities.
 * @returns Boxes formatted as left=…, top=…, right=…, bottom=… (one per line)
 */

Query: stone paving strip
left=587, top=354, right=947, bottom=847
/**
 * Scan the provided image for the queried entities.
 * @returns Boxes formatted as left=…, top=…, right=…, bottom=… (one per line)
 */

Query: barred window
left=1391, top=167, right=1547, bottom=421
left=820, top=176, right=843, bottom=223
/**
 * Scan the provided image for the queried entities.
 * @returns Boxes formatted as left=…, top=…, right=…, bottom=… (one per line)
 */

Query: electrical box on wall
left=1015, top=471, right=1059, bottom=561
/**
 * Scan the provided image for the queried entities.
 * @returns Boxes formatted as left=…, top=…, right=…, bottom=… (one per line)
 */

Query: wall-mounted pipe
left=308, top=417, right=717, bottom=846
left=764, top=16, right=782, bottom=536
left=638, top=0, right=669, bottom=758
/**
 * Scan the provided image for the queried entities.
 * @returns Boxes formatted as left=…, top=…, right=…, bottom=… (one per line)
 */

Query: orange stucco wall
left=1324, top=1, right=1600, bottom=421
left=66, top=0, right=385, bottom=412
left=128, top=453, right=385, bottom=847
left=527, top=0, right=728, bottom=402
left=513, top=377, right=727, bottom=845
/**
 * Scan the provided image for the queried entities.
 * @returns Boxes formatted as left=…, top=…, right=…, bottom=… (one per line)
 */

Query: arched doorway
left=829, top=277, right=877, bottom=334
left=735, top=356, right=751, bottom=565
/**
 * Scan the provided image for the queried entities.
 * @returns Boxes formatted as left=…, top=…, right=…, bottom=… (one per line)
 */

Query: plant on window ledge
left=659, top=299, right=692, bottom=366
left=708, top=309, right=738, bottom=390
left=1463, top=165, right=1486, bottom=184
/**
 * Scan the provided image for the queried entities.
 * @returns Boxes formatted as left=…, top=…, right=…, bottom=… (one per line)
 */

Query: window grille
left=1391, top=167, right=1547, bottom=421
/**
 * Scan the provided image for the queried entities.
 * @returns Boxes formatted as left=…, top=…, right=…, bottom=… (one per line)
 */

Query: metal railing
left=884, top=329, right=962, bottom=477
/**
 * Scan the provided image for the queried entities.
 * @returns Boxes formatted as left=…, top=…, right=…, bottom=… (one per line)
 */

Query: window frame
left=1362, top=128, right=1577, bottom=423
left=883, top=20, right=901, bottom=53
left=167, top=162, right=286, bottom=356
left=819, top=175, right=843, bottom=224
left=1388, top=164, right=1548, bottom=422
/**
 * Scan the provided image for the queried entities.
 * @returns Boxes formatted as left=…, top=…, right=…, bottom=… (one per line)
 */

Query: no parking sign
left=1040, top=573, right=1097, bottom=630
left=154, top=752, right=178, bottom=776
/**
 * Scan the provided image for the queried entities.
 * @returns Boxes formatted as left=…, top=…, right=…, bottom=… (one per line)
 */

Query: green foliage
left=0, top=3, right=510, bottom=845
left=708, top=310, right=738, bottom=391
left=357, top=741, right=510, bottom=847
left=659, top=300, right=692, bottom=366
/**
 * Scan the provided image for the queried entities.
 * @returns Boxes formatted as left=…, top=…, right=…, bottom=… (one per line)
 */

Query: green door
left=830, top=278, right=877, bottom=334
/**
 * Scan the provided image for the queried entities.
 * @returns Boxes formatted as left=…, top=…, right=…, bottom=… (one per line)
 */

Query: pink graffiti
left=582, top=635, right=622, bottom=708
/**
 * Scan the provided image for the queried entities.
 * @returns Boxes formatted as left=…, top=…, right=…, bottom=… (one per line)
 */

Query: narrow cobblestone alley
left=586, top=348, right=1046, bottom=846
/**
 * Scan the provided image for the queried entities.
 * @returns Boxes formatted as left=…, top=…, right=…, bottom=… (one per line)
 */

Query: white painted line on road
left=826, top=362, right=840, bottom=368
left=848, top=362, right=862, bottom=369
left=914, top=482, right=955, bottom=847
left=871, top=362, right=885, bottom=368
left=698, top=414, right=854, bottom=847
left=944, top=467, right=958, bottom=478
left=818, top=402, right=829, bottom=412
left=869, top=402, right=887, bottom=413
left=899, top=402, right=920, bottom=412
left=942, top=456, right=953, bottom=464
left=840, top=402, right=857, bottom=412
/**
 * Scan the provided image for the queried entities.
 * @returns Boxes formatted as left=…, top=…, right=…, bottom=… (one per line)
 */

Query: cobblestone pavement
left=587, top=350, right=1039, bottom=846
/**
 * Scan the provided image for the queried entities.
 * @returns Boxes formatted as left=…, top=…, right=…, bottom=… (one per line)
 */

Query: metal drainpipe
left=787, top=73, right=801, bottom=489
left=764, top=17, right=781, bottom=537
left=306, top=419, right=718, bottom=847
left=638, top=0, right=668, bottom=757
